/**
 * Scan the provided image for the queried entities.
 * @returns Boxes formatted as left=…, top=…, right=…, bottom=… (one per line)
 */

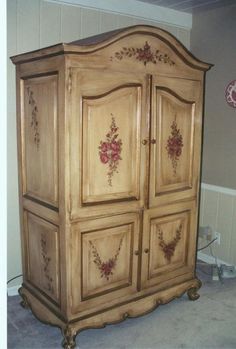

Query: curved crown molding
left=11, top=25, right=212, bottom=71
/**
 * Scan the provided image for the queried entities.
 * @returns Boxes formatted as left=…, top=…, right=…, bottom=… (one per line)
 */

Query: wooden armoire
left=11, top=25, right=212, bottom=348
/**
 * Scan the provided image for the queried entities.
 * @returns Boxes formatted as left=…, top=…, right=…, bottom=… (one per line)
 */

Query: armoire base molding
left=19, top=277, right=201, bottom=349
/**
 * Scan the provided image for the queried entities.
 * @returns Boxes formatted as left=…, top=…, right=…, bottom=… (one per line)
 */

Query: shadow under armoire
left=11, top=25, right=212, bottom=348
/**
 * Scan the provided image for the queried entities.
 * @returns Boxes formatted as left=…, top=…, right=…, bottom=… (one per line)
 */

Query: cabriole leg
left=187, top=279, right=202, bottom=301
left=18, top=287, right=29, bottom=309
left=61, top=326, right=77, bottom=349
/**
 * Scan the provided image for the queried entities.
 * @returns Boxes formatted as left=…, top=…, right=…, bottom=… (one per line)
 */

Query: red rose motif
left=166, top=119, right=183, bottom=175
left=158, top=225, right=182, bottom=262
left=100, top=153, right=109, bottom=164
left=112, top=42, right=175, bottom=67
left=110, top=141, right=120, bottom=152
left=98, top=115, right=122, bottom=186
left=100, top=142, right=110, bottom=152
left=89, top=236, right=124, bottom=281
left=137, top=42, right=154, bottom=65
left=112, top=152, right=120, bottom=161
left=101, top=259, right=115, bottom=278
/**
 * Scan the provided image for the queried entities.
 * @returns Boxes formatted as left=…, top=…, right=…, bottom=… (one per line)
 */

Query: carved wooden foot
left=187, top=279, right=202, bottom=301
left=18, top=287, right=29, bottom=309
left=62, top=326, right=77, bottom=349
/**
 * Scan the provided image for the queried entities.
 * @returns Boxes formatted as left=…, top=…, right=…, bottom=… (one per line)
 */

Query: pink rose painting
left=166, top=119, right=183, bottom=175
left=98, top=115, right=122, bottom=186
left=111, top=41, right=175, bottom=67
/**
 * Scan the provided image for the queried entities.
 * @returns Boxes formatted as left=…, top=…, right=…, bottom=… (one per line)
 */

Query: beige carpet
left=8, top=263, right=236, bottom=349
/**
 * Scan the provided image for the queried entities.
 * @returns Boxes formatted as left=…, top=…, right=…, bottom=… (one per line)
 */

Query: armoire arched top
left=11, top=25, right=212, bottom=72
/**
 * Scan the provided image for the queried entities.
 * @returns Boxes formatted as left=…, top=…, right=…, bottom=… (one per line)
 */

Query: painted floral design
left=157, top=224, right=182, bottom=262
left=111, top=41, right=175, bottom=66
left=166, top=119, right=183, bottom=175
left=41, top=234, right=54, bottom=294
left=98, top=115, right=122, bottom=186
left=27, top=87, right=40, bottom=149
left=89, top=236, right=124, bottom=281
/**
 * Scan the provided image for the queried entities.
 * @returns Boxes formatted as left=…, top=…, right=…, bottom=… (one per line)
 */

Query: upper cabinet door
left=149, top=76, right=202, bottom=208
left=70, top=69, right=149, bottom=219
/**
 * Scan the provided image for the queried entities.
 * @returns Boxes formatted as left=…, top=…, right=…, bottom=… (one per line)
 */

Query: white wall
left=199, top=184, right=236, bottom=265
left=191, top=5, right=236, bottom=190
left=7, top=0, right=191, bottom=290
left=191, top=5, right=236, bottom=266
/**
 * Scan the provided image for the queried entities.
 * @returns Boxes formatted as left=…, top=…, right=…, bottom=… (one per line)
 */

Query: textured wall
left=191, top=5, right=236, bottom=190
left=191, top=5, right=236, bottom=266
left=199, top=184, right=236, bottom=265
left=7, top=0, right=191, bottom=288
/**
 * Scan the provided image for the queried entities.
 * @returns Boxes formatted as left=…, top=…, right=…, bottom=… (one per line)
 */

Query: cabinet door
left=141, top=201, right=197, bottom=289
left=70, top=213, right=140, bottom=313
left=149, top=76, right=202, bottom=208
left=70, top=69, right=149, bottom=219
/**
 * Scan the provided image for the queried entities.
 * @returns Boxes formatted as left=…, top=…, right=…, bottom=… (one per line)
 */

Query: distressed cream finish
left=11, top=26, right=212, bottom=348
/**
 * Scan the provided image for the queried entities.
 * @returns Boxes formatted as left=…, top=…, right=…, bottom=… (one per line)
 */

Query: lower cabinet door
left=141, top=200, right=197, bottom=289
left=71, top=213, right=140, bottom=314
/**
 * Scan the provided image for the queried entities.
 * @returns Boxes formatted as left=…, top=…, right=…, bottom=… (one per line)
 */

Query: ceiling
left=136, top=0, right=236, bottom=13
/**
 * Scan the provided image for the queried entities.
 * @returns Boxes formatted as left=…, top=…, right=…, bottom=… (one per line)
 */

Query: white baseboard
left=7, top=285, right=21, bottom=297
left=197, top=251, right=233, bottom=266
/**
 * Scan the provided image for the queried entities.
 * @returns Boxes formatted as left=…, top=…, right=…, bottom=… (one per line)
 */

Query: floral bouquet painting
left=166, top=118, right=183, bottom=175
left=98, top=114, right=122, bottom=186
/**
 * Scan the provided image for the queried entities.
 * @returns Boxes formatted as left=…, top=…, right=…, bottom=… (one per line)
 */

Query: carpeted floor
left=7, top=263, right=236, bottom=349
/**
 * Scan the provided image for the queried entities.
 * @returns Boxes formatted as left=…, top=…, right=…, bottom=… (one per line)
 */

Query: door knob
left=144, top=248, right=149, bottom=253
left=141, top=139, right=148, bottom=145
left=134, top=250, right=140, bottom=256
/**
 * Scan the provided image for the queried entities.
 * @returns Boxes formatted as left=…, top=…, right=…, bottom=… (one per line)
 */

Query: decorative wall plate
left=225, top=80, right=236, bottom=108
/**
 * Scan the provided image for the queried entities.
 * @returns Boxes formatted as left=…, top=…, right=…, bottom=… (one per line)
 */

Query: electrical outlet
left=199, top=226, right=212, bottom=241
left=220, top=265, right=236, bottom=278
left=215, top=231, right=221, bottom=245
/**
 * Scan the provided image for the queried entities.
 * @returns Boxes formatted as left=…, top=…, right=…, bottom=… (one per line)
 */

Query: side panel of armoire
left=15, top=56, right=69, bottom=317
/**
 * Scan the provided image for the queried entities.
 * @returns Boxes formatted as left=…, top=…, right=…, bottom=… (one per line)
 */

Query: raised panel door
left=70, top=69, right=149, bottom=218
left=149, top=76, right=202, bottom=207
left=141, top=201, right=197, bottom=289
left=82, top=86, right=141, bottom=203
left=70, top=213, right=140, bottom=313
